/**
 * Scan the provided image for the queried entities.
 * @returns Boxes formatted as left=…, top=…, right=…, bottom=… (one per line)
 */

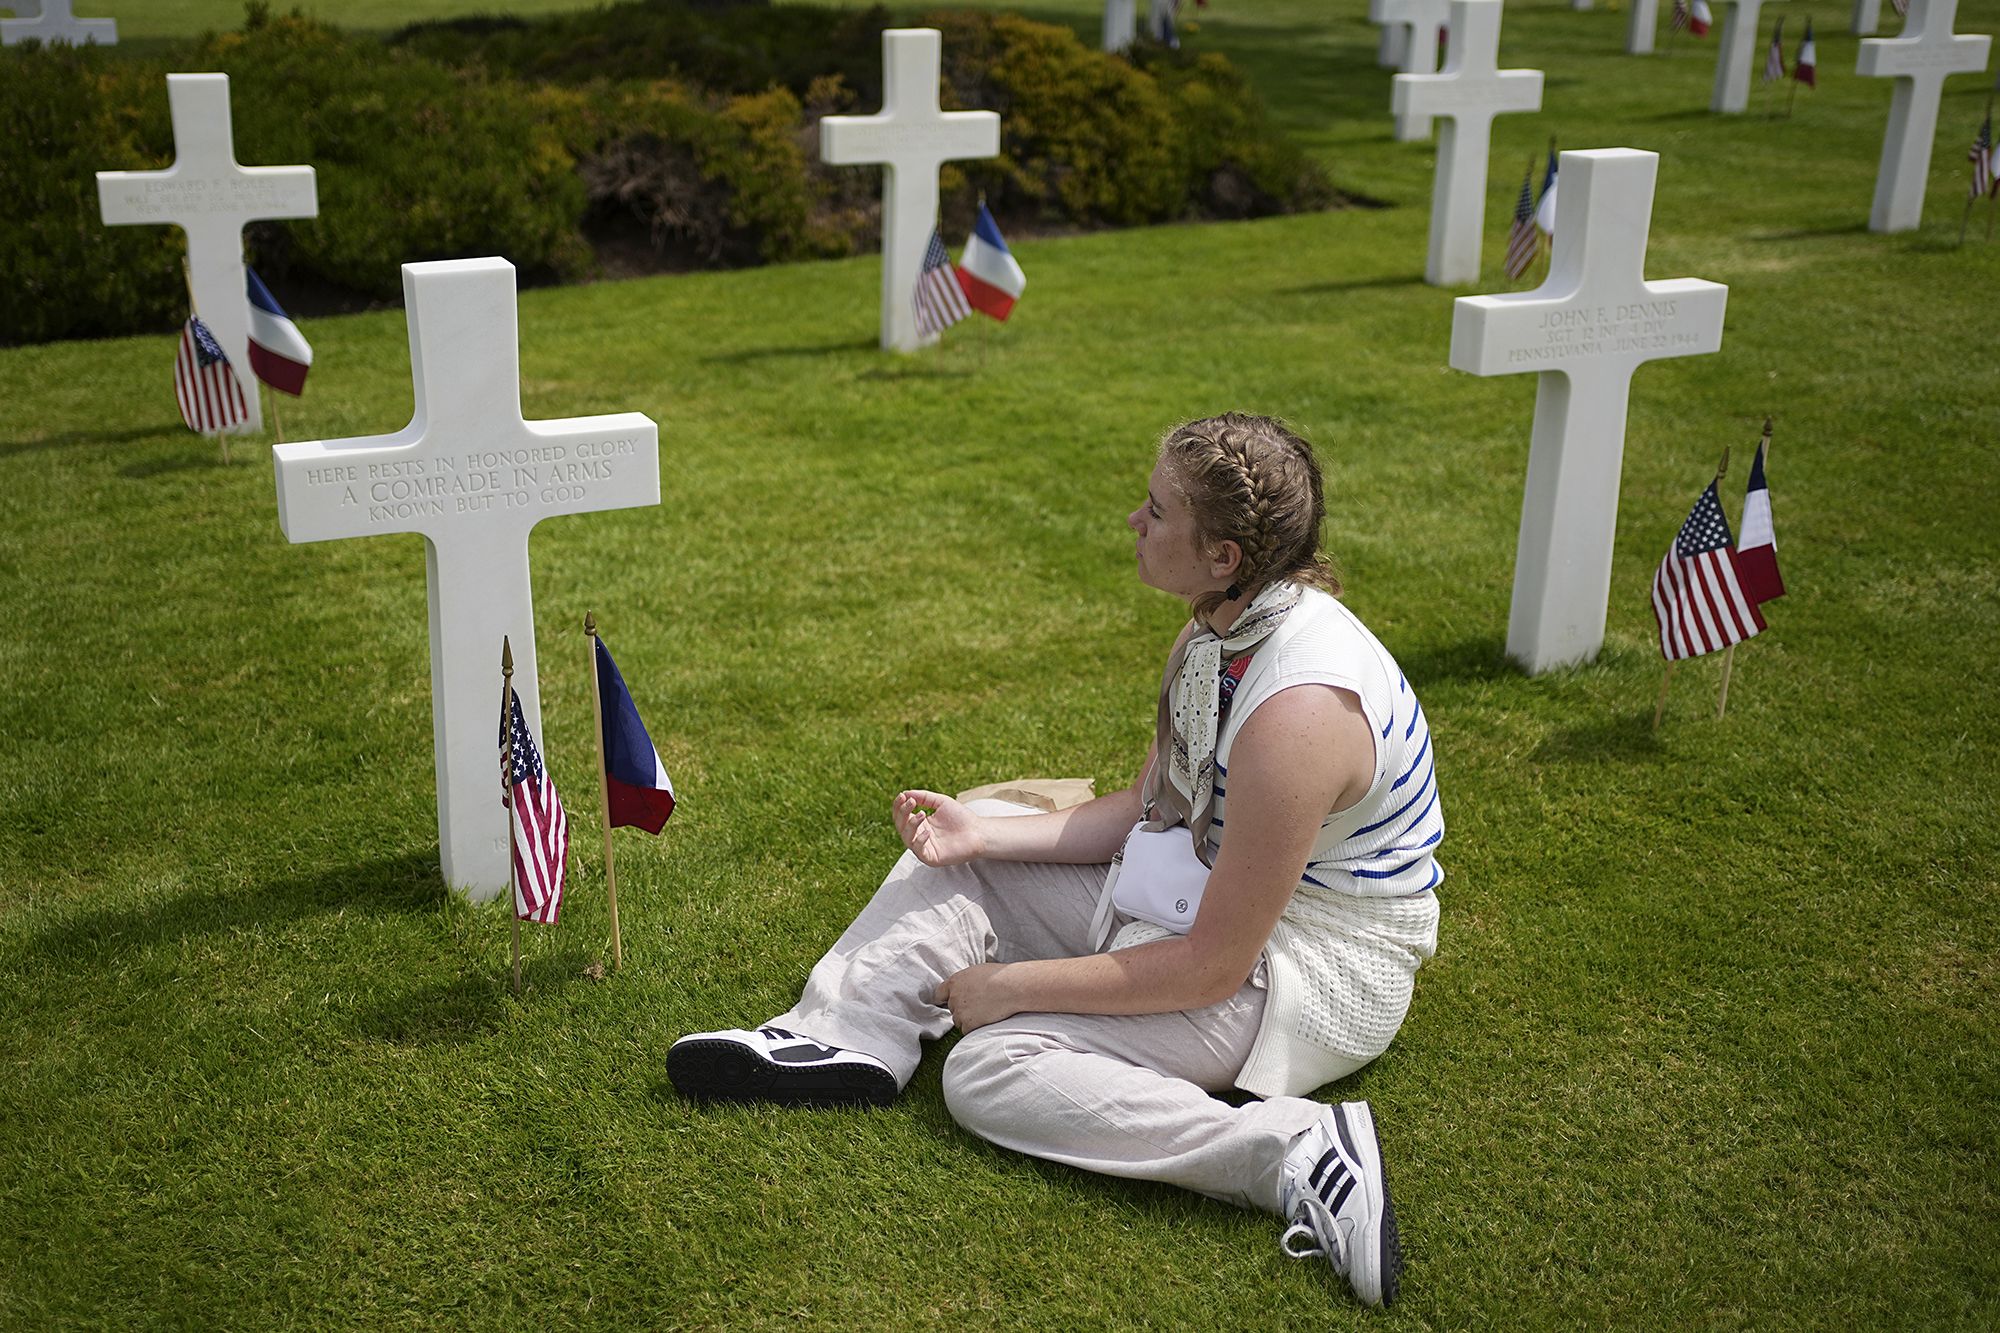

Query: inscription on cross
left=1858, top=0, right=1991, bottom=232
left=273, top=258, right=661, bottom=902
left=1372, top=0, right=1452, bottom=139
left=97, top=74, right=316, bottom=435
left=1449, top=150, right=1728, bottom=675
left=1710, top=0, right=1790, bottom=113
left=1, top=0, right=114, bottom=46
left=820, top=28, right=1000, bottom=353
left=1392, top=0, right=1542, bottom=286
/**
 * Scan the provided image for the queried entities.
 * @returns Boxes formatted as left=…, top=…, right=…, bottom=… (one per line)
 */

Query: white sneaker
left=1277, top=1100, right=1402, bottom=1307
left=666, top=1026, right=898, bottom=1107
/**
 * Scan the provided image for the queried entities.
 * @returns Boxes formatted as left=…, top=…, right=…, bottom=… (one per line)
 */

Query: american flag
left=502, top=688, right=569, bottom=923
left=1670, top=0, right=1690, bottom=32
left=913, top=227, right=970, bottom=339
left=1891, top=0, right=1907, bottom=15
left=174, top=315, right=250, bottom=434
left=1762, top=19, right=1785, bottom=83
left=1504, top=164, right=1539, bottom=280
left=1651, top=479, right=1766, bottom=662
left=1972, top=111, right=1996, bottom=201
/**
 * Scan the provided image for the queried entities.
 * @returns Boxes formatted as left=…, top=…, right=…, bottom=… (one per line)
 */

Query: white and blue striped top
left=1206, top=589, right=1444, bottom=900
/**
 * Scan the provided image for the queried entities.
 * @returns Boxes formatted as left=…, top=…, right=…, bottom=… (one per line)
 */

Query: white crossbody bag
left=1102, top=821, right=1213, bottom=936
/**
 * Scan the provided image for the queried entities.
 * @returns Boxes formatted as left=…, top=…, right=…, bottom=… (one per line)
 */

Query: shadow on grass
left=119, top=449, right=247, bottom=480
left=17, top=848, right=447, bottom=968
left=0, top=425, right=166, bottom=459
left=1395, top=633, right=1515, bottom=685
left=1531, top=713, right=1666, bottom=765
left=1279, top=272, right=1426, bottom=295
left=1747, top=223, right=1871, bottom=242
left=856, top=364, right=975, bottom=383
left=702, top=336, right=878, bottom=365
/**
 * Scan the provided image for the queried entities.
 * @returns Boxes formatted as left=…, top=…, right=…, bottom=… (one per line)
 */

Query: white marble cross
left=97, top=74, right=316, bottom=435
left=820, top=29, right=1000, bottom=353
left=1379, top=20, right=1411, bottom=69
left=1852, top=0, right=1881, bottom=36
left=1392, top=0, right=1542, bottom=286
left=1858, top=0, right=1992, bottom=231
left=272, top=258, right=661, bottom=902
left=1709, top=0, right=1789, bottom=113
left=1, top=0, right=114, bottom=46
left=1372, top=0, right=1451, bottom=139
left=1103, top=0, right=1136, bottom=52
left=1449, top=150, right=1728, bottom=674
left=1627, top=0, right=1662, bottom=54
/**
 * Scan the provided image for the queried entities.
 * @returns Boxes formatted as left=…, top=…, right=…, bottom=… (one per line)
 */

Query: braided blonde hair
left=1159, top=412, right=1341, bottom=622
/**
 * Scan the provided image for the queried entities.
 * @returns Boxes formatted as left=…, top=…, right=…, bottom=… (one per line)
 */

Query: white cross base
left=1, top=0, right=114, bottom=46
left=1628, top=0, right=1662, bottom=54
left=1392, top=0, right=1543, bottom=286
left=1853, top=0, right=1881, bottom=36
left=1449, top=149, right=1729, bottom=674
left=1372, top=0, right=1451, bottom=139
left=97, top=74, right=316, bottom=435
left=820, top=29, right=1000, bottom=353
left=1103, top=0, right=1135, bottom=52
left=272, top=258, right=661, bottom=902
left=1858, top=0, right=1992, bottom=232
left=1711, top=0, right=1789, bottom=113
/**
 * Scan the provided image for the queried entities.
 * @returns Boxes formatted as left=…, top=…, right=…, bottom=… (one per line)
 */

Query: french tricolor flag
left=245, top=266, right=312, bottom=396
left=955, top=202, right=1026, bottom=322
left=594, top=635, right=676, bottom=834
left=1689, top=0, right=1713, bottom=36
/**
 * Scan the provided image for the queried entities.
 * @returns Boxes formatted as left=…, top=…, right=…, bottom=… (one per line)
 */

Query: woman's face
left=1128, top=458, right=1222, bottom=600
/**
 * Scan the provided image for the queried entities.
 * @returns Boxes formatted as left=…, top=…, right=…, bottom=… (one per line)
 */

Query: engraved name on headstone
left=1710, top=0, right=1790, bottom=113
left=820, top=29, right=1001, bottom=353
left=1, top=0, right=114, bottom=46
left=1449, top=150, right=1728, bottom=674
left=97, top=74, right=316, bottom=435
left=1858, top=0, right=1992, bottom=231
left=272, top=258, right=661, bottom=901
left=1372, top=0, right=1452, bottom=139
left=1392, top=0, right=1543, bottom=286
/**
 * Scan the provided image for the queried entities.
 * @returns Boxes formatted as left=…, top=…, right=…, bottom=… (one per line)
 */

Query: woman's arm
left=935, top=684, right=1376, bottom=1028
left=892, top=742, right=1156, bottom=868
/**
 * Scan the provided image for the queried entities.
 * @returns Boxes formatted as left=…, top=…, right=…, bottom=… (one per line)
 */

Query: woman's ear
left=1208, top=539, right=1243, bottom=582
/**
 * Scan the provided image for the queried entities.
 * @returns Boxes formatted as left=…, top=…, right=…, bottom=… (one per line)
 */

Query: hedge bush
left=0, top=2, right=1335, bottom=345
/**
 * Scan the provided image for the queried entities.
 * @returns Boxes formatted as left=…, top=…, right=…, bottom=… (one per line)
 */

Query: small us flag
left=1971, top=111, right=1996, bottom=201
left=1891, top=0, right=1907, bottom=15
left=1669, top=0, right=1689, bottom=33
left=1651, top=479, right=1766, bottom=662
left=1504, top=164, right=1538, bottom=280
left=1762, top=19, right=1785, bottom=83
left=913, top=227, right=971, bottom=339
left=502, top=689, right=569, bottom=923
left=174, top=315, right=249, bottom=435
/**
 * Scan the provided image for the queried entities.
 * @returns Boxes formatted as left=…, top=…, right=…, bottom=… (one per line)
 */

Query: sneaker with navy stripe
left=1277, top=1100, right=1402, bottom=1307
left=667, top=1026, right=898, bottom=1108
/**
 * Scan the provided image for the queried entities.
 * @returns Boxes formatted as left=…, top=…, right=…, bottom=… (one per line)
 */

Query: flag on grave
left=174, top=314, right=250, bottom=434
left=1762, top=19, right=1786, bottom=83
left=1689, top=0, right=1713, bottom=37
left=502, top=688, right=570, bottom=923
left=1736, top=436, right=1785, bottom=607
left=913, top=227, right=971, bottom=338
left=1670, top=0, right=1691, bottom=33
left=245, top=266, right=312, bottom=396
left=1972, top=110, right=1997, bottom=200
left=1505, top=164, right=1539, bottom=279
left=1534, top=146, right=1559, bottom=238
left=1651, top=479, right=1766, bottom=662
left=594, top=636, right=676, bottom=833
left=956, top=201, right=1027, bottom=321
left=1793, top=18, right=1817, bottom=88
left=1890, top=0, right=1907, bottom=15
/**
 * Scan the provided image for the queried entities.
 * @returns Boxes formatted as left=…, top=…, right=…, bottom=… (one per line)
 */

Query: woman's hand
left=934, top=963, right=1019, bottom=1032
left=892, top=789, right=988, bottom=867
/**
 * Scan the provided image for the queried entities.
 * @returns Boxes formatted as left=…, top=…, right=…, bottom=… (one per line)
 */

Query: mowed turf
left=2, top=2, right=1997, bottom=1328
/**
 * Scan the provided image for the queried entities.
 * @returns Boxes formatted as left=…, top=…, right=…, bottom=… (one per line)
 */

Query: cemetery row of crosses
left=78, top=6, right=1993, bottom=902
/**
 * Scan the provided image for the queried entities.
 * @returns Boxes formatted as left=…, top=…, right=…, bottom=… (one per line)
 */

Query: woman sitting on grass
left=668, top=413, right=1443, bottom=1309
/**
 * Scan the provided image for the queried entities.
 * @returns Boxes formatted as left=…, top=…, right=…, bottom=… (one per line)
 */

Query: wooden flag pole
left=585, top=610, right=624, bottom=971
left=501, top=635, right=523, bottom=997
left=1652, top=661, right=1676, bottom=731
left=1716, top=645, right=1736, bottom=718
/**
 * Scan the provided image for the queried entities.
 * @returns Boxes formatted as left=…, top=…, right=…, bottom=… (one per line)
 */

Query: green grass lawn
left=3, top=1, right=1998, bottom=1327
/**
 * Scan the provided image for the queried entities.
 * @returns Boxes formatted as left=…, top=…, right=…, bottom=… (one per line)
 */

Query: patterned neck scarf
left=1143, top=580, right=1302, bottom=864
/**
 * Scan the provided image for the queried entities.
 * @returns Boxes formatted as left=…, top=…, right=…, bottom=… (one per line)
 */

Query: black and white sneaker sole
left=667, top=1038, right=898, bottom=1108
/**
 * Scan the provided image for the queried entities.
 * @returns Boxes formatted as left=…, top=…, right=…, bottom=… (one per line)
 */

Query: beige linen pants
left=770, top=801, right=1331, bottom=1215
